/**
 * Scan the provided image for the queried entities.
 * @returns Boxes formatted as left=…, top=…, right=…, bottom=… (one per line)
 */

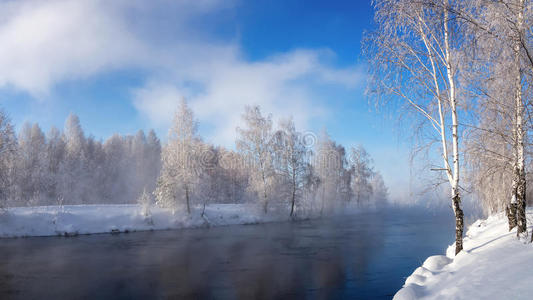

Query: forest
left=0, top=100, right=387, bottom=219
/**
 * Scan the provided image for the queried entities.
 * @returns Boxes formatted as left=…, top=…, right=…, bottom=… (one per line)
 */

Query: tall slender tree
left=274, top=118, right=311, bottom=217
left=236, top=106, right=275, bottom=214
left=350, top=145, right=375, bottom=206
left=365, top=0, right=466, bottom=254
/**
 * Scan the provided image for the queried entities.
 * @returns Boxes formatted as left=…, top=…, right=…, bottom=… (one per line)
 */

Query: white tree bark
left=444, top=0, right=464, bottom=254
left=514, top=0, right=527, bottom=238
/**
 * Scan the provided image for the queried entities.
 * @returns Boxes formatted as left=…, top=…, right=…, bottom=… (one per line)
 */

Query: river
left=0, top=208, right=454, bottom=299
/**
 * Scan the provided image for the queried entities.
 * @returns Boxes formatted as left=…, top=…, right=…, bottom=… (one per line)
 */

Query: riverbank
left=0, top=204, right=296, bottom=238
left=394, top=208, right=533, bottom=299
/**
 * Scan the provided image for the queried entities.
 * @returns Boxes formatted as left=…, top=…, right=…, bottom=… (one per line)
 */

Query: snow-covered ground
left=395, top=208, right=533, bottom=300
left=0, top=204, right=292, bottom=238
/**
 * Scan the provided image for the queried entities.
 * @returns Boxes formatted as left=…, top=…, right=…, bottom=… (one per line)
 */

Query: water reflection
left=0, top=209, right=453, bottom=299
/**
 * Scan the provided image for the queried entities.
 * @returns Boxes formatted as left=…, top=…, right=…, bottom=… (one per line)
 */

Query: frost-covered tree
left=84, top=135, right=106, bottom=204
left=0, top=102, right=391, bottom=224
left=45, top=127, right=66, bottom=203
left=155, top=99, right=201, bottom=214
left=314, top=130, right=352, bottom=215
left=17, top=123, right=47, bottom=205
left=350, top=145, right=375, bottom=206
left=365, top=0, right=466, bottom=254
left=195, top=145, right=221, bottom=218
left=460, top=0, right=532, bottom=237
left=236, top=106, right=275, bottom=214
left=273, top=118, right=311, bottom=217
left=218, top=148, right=251, bottom=204
left=102, top=134, right=127, bottom=203
left=60, top=113, right=87, bottom=204
left=98, top=130, right=161, bottom=205
left=0, top=109, right=17, bottom=209
left=0, top=110, right=163, bottom=208
left=144, top=130, right=162, bottom=193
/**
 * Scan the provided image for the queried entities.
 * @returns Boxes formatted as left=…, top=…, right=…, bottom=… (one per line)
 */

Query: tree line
left=0, top=101, right=388, bottom=218
left=0, top=112, right=161, bottom=207
left=364, top=0, right=533, bottom=254
left=154, top=100, right=388, bottom=217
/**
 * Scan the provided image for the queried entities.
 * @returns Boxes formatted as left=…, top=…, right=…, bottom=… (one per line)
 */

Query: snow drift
left=394, top=208, right=533, bottom=299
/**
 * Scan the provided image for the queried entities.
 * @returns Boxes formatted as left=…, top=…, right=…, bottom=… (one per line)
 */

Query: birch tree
left=365, top=0, right=466, bottom=254
left=274, top=118, right=311, bottom=217
left=350, top=145, right=375, bottom=206
left=511, top=0, right=528, bottom=238
left=461, top=0, right=532, bottom=237
left=236, top=106, right=275, bottom=214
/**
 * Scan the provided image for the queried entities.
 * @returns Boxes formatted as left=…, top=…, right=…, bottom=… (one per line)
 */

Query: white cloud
left=0, top=0, right=365, bottom=146
left=132, top=82, right=185, bottom=131
left=131, top=49, right=363, bottom=146
left=0, top=0, right=233, bottom=96
left=0, top=0, right=146, bottom=95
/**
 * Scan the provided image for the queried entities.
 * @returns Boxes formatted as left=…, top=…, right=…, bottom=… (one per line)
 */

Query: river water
left=0, top=208, right=454, bottom=299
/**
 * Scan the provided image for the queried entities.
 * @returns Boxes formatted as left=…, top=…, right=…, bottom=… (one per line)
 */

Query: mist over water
left=0, top=207, right=454, bottom=299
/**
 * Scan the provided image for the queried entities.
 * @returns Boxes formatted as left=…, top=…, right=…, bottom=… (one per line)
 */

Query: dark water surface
left=0, top=208, right=454, bottom=299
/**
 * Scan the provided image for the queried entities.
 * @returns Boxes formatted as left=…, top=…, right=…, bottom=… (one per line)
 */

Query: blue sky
left=0, top=0, right=412, bottom=201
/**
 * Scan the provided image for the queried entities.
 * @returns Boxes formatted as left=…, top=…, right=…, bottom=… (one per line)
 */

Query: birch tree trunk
left=290, top=168, right=296, bottom=217
left=513, top=0, right=527, bottom=238
left=185, top=185, right=191, bottom=215
left=261, top=167, right=268, bottom=214
left=444, top=2, right=464, bottom=254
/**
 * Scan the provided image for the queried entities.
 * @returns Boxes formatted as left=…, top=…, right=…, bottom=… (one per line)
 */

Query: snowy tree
left=350, top=145, right=375, bottom=206
left=460, top=0, right=532, bottom=237
left=97, top=130, right=161, bottom=205
left=0, top=111, right=162, bottom=208
left=17, top=123, right=47, bottom=205
left=313, top=130, right=352, bottom=215
left=273, top=118, right=311, bottom=217
left=145, top=129, right=162, bottom=192
left=218, top=148, right=251, bottom=204
left=60, top=113, right=87, bottom=204
left=155, top=99, right=201, bottom=214
left=0, top=109, right=17, bottom=209
left=195, top=145, right=221, bottom=218
left=45, top=127, right=66, bottom=204
left=82, top=135, right=104, bottom=204
left=365, top=0, right=466, bottom=254
left=236, top=106, right=275, bottom=214
left=102, top=134, right=127, bottom=203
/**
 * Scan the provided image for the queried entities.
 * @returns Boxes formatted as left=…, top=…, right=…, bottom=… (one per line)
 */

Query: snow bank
left=0, top=204, right=290, bottom=238
left=394, top=208, right=533, bottom=300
